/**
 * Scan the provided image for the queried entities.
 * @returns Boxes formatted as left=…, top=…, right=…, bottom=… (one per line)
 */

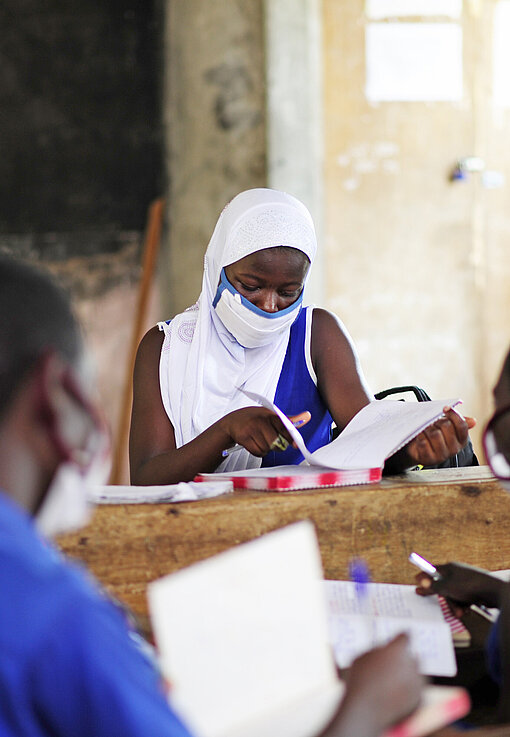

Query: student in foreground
left=0, top=256, right=424, bottom=737
left=130, top=187, right=473, bottom=485
left=415, top=346, right=510, bottom=727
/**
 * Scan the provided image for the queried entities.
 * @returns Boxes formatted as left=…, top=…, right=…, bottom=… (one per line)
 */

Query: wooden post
left=109, top=197, right=164, bottom=484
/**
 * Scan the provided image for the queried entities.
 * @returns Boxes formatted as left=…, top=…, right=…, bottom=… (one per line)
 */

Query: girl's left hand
left=405, top=407, right=476, bottom=467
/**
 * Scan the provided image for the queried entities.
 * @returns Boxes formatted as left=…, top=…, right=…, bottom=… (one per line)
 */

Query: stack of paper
left=90, top=481, right=233, bottom=504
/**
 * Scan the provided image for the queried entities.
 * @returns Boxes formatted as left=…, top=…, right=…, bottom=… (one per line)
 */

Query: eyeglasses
left=483, top=403, right=510, bottom=481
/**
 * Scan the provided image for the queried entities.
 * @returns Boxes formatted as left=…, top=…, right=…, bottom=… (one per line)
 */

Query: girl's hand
left=406, top=408, right=476, bottom=467
left=220, top=407, right=311, bottom=456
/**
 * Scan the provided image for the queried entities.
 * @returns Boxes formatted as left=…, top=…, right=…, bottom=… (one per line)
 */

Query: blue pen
left=349, top=558, right=371, bottom=613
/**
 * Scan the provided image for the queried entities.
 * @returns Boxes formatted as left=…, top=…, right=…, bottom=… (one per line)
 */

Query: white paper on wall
left=365, top=23, right=463, bottom=102
left=365, top=0, right=462, bottom=18
left=493, top=1, right=510, bottom=107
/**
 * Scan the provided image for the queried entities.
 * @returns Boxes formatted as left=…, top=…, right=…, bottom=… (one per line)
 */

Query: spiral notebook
left=196, top=464, right=382, bottom=491
left=196, top=392, right=461, bottom=491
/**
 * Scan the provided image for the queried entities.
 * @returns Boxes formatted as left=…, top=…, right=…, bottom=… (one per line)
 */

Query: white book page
left=311, top=399, right=461, bottom=469
left=325, top=581, right=457, bottom=677
left=148, top=522, right=341, bottom=737
left=209, top=464, right=321, bottom=478
left=241, top=388, right=314, bottom=462
left=242, top=389, right=461, bottom=470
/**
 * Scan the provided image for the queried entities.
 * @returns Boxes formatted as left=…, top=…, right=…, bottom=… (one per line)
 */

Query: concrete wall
left=264, top=0, right=324, bottom=302
left=322, top=0, right=510, bottom=453
left=161, top=0, right=266, bottom=316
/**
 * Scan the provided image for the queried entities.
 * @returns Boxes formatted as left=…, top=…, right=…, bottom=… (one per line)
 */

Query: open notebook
left=196, top=392, right=461, bottom=490
left=148, top=522, right=342, bottom=737
left=324, top=581, right=458, bottom=677
left=148, top=522, right=469, bottom=737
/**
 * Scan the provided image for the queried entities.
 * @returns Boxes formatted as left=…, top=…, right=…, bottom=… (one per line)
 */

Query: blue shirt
left=0, top=491, right=194, bottom=737
left=486, top=615, right=502, bottom=686
left=262, top=306, right=333, bottom=467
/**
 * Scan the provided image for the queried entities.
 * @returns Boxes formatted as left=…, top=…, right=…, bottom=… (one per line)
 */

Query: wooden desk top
left=57, top=467, right=510, bottom=621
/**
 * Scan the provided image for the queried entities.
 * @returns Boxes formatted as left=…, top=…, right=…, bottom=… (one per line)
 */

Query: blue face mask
left=213, top=269, right=303, bottom=348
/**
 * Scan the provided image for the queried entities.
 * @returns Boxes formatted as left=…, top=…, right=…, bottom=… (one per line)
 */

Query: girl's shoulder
left=310, top=306, right=351, bottom=339
left=309, top=307, right=358, bottom=368
left=135, top=325, right=165, bottom=371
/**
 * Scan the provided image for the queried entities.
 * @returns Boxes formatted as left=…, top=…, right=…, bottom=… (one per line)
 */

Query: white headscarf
left=159, top=188, right=317, bottom=470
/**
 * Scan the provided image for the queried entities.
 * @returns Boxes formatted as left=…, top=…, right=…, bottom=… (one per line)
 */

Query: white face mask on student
left=36, top=437, right=111, bottom=539
left=213, top=268, right=303, bottom=349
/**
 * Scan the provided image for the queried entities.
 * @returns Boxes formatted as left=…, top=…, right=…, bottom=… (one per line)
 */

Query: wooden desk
left=57, top=467, right=510, bottom=622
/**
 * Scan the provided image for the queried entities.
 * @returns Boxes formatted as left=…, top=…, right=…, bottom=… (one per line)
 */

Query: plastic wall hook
left=450, top=162, right=467, bottom=181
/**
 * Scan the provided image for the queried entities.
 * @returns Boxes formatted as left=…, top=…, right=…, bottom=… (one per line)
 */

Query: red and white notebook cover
left=383, top=685, right=470, bottom=737
left=438, top=595, right=471, bottom=646
left=195, top=464, right=382, bottom=491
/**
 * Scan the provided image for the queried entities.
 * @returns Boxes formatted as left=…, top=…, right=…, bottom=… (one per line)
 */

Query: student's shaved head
left=0, top=256, right=81, bottom=416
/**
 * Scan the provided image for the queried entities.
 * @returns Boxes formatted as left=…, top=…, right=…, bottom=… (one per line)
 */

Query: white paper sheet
left=90, top=481, right=232, bottom=504
left=242, top=388, right=461, bottom=470
left=325, top=581, right=457, bottom=677
left=493, top=1, right=510, bottom=107
left=310, top=397, right=461, bottom=469
left=148, top=522, right=342, bottom=737
left=365, top=23, right=463, bottom=102
left=366, top=0, right=462, bottom=18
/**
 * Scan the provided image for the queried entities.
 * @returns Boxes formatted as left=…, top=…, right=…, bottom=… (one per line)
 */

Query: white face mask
left=35, top=463, right=93, bottom=538
left=36, top=437, right=111, bottom=539
left=213, top=269, right=303, bottom=348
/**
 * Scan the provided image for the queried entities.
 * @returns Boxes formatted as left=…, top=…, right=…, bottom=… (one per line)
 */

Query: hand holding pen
left=222, top=410, right=311, bottom=458
left=410, top=553, right=500, bottom=622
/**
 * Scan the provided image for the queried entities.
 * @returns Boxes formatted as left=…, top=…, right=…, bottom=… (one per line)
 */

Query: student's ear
left=33, top=350, right=95, bottom=465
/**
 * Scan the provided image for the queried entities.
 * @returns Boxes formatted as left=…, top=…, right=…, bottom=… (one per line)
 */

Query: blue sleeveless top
left=262, top=307, right=333, bottom=467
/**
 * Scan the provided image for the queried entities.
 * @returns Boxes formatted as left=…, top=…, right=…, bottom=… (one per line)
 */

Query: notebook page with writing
left=148, top=522, right=342, bottom=737
left=325, top=581, right=457, bottom=677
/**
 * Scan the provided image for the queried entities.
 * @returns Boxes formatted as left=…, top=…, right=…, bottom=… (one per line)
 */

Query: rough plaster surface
left=48, top=246, right=161, bottom=485
left=322, top=0, right=510, bottom=455
left=161, top=0, right=266, bottom=316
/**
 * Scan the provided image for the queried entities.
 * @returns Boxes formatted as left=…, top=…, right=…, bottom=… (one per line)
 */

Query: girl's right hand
left=220, top=407, right=311, bottom=457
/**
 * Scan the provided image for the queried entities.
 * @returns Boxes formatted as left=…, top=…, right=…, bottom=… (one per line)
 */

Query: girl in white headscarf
left=130, top=188, right=472, bottom=484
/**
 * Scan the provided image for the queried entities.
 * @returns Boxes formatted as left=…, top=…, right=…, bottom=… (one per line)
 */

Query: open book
left=148, top=522, right=342, bottom=737
left=148, top=522, right=469, bottom=737
left=196, top=391, right=461, bottom=490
